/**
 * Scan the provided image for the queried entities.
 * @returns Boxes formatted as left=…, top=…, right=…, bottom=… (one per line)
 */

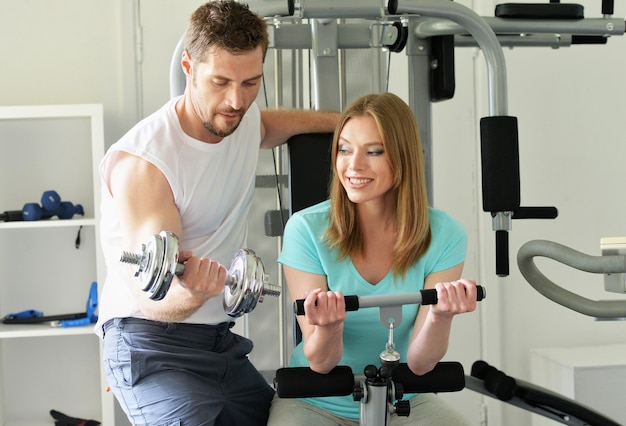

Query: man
left=95, top=1, right=339, bottom=424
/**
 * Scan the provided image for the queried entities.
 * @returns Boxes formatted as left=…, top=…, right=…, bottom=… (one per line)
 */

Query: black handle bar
left=294, top=285, right=485, bottom=316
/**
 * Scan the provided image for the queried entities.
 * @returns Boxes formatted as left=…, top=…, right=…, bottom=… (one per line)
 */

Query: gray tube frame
left=517, top=240, right=626, bottom=319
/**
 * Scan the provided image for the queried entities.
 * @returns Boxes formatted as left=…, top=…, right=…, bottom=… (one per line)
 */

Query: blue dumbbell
left=22, top=190, right=84, bottom=221
left=40, top=190, right=61, bottom=211
left=57, top=201, right=85, bottom=219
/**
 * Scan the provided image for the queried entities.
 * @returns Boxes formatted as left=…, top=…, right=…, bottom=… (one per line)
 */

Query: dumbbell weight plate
left=224, top=249, right=267, bottom=317
left=136, top=233, right=165, bottom=293
left=141, top=231, right=180, bottom=301
left=154, top=231, right=180, bottom=301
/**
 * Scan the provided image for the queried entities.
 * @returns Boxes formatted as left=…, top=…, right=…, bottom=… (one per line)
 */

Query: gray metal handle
left=517, top=240, right=626, bottom=319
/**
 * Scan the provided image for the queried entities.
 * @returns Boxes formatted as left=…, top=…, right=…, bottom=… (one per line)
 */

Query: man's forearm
left=260, top=109, right=340, bottom=149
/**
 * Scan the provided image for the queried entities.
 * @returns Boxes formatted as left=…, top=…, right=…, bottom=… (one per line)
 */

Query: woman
left=268, top=92, right=477, bottom=425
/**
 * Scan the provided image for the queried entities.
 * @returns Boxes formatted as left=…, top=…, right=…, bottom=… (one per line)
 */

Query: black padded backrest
left=286, top=133, right=333, bottom=346
left=287, top=133, right=333, bottom=214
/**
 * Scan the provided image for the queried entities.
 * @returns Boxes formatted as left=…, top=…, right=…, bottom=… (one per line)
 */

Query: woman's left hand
left=429, top=278, right=478, bottom=318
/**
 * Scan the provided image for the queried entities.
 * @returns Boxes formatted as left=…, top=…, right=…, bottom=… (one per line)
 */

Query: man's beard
left=203, top=110, right=243, bottom=137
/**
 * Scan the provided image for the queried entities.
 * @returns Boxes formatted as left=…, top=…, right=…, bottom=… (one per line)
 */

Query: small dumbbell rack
left=0, top=104, right=120, bottom=425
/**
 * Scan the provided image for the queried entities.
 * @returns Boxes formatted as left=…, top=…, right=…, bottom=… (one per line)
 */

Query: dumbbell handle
left=294, top=285, right=485, bottom=316
left=162, top=261, right=274, bottom=295
left=170, top=262, right=238, bottom=288
left=0, top=210, right=23, bottom=222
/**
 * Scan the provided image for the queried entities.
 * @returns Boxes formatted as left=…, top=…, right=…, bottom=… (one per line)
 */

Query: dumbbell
left=119, top=231, right=281, bottom=317
left=22, top=190, right=84, bottom=221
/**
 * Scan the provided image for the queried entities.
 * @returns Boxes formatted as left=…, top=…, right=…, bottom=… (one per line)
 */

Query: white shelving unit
left=0, top=104, right=112, bottom=425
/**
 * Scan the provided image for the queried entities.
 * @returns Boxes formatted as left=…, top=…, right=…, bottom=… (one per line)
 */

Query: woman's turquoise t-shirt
left=278, top=199, right=467, bottom=419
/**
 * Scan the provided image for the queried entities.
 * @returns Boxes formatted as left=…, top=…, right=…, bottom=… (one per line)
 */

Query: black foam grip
left=512, top=206, right=558, bottom=220
left=430, top=35, right=455, bottom=101
left=294, top=295, right=359, bottom=316
left=495, top=230, right=509, bottom=277
left=394, top=362, right=465, bottom=393
left=420, top=286, right=486, bottom=305
left=294, top=300, right=305, bottom=315
left=420, top=289, right=439, bottom=305
left=471, top=360, right=516, bottom=401
left=571, top=35, right=608, bottom=45
left=494, top=3, right=584, bottom=19
left=344, top=295, right=359, bottom=311
left=274, top=366, right=354, bottom=398
left=480, top=116, right=520, bottom=212
left=0, top=210, right=24, bottom=222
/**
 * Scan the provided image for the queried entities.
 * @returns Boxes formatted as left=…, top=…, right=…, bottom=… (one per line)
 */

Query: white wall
left=0, top=0, right=143, bottom=148
left=2, top=1, right=625, bottom=425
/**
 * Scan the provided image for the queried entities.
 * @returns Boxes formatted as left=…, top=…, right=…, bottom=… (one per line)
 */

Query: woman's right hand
left=302, top=288, right=347, bottom=327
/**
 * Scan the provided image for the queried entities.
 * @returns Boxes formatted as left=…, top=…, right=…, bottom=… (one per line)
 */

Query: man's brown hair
left=185, top=0, right=269, bottom=63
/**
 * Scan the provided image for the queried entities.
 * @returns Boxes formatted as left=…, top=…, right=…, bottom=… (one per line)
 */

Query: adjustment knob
left=394, top=399, right=410, bottom=417
left=353, top=383, right=364, bottom=402
left=363, top=364, right=378, bottom=379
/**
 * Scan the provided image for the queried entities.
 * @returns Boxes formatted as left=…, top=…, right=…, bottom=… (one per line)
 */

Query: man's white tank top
left=95, top=96, right=261, bottom=336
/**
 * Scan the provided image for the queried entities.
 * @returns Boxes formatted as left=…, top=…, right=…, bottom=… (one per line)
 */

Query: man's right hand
left=177, top=250, right=227, bottom=302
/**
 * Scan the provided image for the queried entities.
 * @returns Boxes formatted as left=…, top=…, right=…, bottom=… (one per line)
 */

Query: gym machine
left=275, top=285, right=621, bottom=425
left=518, top=238, right=626, bottom=320
left=275, top=287, right=486, bottom=425
left=249, top=0, right=625, bottom=277
left=463, top=236, right=626, bottom=424
left=278, top=285, right=622, bottom=425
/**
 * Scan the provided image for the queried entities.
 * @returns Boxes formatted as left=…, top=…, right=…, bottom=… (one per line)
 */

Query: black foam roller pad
left=471, top=360, right=516, bottom=401
left=480, top=116, right=521, bottom=212
left=275, top=366, right=354, bottom=398
left=394, top=362, right=465, bottom=393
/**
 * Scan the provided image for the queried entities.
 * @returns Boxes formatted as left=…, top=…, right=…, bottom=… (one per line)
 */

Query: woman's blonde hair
left=324, top=92, right=431, bottom=278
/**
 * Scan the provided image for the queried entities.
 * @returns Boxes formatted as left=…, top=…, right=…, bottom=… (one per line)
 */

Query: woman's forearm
left=406, top=312, right=453, bottom=376
left=303, top=323, right=344, bottom=374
